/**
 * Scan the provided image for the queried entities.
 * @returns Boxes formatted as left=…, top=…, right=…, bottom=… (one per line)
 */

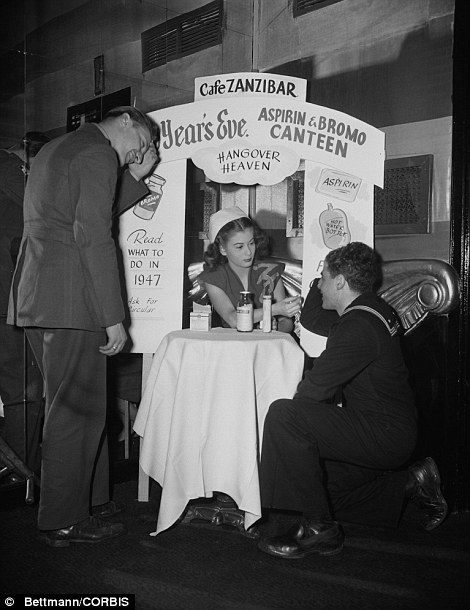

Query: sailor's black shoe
left=407, top=457, right=448, bottom=531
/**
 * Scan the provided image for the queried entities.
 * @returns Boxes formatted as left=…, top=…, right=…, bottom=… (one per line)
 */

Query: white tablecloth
left=133, top=328, right=305, bottom=535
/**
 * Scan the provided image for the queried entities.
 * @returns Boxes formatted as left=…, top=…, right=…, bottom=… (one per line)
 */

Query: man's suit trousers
left=26, top=327, right=109, bottom=530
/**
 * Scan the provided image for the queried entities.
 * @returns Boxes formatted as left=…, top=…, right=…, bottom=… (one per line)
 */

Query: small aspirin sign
left=316, top=169, right=362, bottom=202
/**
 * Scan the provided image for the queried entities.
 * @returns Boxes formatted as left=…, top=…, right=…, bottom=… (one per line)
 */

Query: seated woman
left=198, top=206, right=301, bottom=333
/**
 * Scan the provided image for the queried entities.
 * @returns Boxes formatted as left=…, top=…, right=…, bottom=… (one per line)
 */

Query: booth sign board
left=119, top=73, right=385, bottom=355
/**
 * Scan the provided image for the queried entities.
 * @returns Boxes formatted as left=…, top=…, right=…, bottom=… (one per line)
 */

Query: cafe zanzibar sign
left=151, top=73, right=385, bottom=188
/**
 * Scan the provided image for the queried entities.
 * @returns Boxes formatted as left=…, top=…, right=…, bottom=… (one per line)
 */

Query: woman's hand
left=273, top=295, right=302, bottom=318
left=128, top=143, right=160, bottom=182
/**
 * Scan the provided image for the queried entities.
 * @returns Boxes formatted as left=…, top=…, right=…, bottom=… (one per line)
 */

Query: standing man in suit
left=0, top=132, right=49, bottom=475
left=8, top=107, right=160, bottom=547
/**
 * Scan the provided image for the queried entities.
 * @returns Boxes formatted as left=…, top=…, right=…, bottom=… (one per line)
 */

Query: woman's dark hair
left=203, top=217, right=271, bottom=270
left=325, top=242, right=381, bottom=293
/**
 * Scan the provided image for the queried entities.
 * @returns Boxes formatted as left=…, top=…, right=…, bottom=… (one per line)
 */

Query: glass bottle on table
left=236, top=291, right=253, bottom=332
left=262, top=288, right=272, bottom=333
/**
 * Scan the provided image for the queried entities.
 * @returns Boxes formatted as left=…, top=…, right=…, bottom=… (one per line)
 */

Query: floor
left=1, top=442, right=469, bottom=610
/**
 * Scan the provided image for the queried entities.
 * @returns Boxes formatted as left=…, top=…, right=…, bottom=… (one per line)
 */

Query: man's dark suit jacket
left=8, top=123, right=148, bottom=332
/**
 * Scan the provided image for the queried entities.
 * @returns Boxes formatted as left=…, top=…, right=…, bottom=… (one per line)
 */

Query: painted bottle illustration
left=319, top=203, right=351, bottom=249
left=133, top=174, right=166, bottom=220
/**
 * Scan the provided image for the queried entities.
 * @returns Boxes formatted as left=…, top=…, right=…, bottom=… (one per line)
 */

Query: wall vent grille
left=142, top=0, right=223, bottom=72
left=293, top=0, right=343, bottom=17
left=374, top=155, right=433, bottom=235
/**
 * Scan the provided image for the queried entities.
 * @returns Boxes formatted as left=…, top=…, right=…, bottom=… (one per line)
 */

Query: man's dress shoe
left=38, top=516, right=126, bottom=547
left=407, top=457, right=448, bottom=531
left=91, top=500, right=124, bottom=518
left=258, top=519, right=344, bottom=559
